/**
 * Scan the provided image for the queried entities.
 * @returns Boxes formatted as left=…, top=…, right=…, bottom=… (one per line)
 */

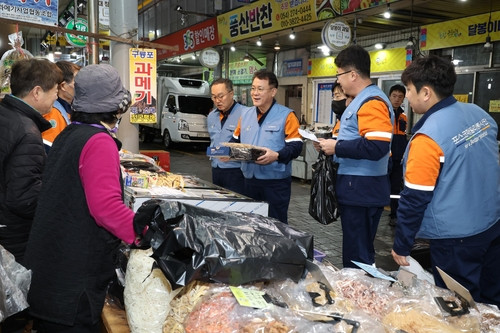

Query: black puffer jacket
left=0, top=95, right=51, bottom=264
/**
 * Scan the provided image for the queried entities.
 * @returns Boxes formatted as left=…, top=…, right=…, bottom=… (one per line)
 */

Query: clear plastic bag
left=309, top=152, right=339, bottom=225
left=0, top=31, right=33, bottom=95
left=0, top=245, right=31, bottom=322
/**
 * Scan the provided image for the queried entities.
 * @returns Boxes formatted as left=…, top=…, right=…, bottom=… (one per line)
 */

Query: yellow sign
left=421, top=11, right=500, bottom=50
left=217, top=0, right=318, bottom=44
left=453, top=94, right=469, bottom=103
left=490, top=100, right=500, bottom=113
left=308, top=47, right=407, bottom=77
left=129, top=48, right=157, bottom=124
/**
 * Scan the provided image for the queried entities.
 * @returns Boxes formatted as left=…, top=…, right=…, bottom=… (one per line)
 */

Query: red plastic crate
left=140, top=150, right=170, bottom=172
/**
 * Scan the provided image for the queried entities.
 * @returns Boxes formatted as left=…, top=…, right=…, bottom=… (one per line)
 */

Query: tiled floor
left=144, top=142, right=401, bottom=272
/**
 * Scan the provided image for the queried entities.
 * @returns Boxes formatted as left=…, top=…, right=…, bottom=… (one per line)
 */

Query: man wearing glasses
left=231, top=70, right=303, bottom=224
left=207, top=78, right=247, bottom=195
left=317, top=45, right=394, bottom=268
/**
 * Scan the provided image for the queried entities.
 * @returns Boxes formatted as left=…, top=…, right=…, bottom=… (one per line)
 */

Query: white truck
left=140, top=77, right=213, bottom=148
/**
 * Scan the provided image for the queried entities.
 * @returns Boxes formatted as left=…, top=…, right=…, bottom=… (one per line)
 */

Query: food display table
left=124, top=174, right=268, bottom=215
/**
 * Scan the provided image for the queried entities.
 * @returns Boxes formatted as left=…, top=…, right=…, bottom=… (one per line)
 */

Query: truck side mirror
left=168, top=104, right=177, bottom=113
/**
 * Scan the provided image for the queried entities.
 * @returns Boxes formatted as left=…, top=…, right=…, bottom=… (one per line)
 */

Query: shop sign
left=307, top=47, right=406, bottom=77
left=0, top=0, right=58, bottom=26
left=282, top=59, right=303, bottom=77
left=129, top=48, right=157, bottom=124
left=64, top=18, right=88, bottom=47
left=342, top=0, right=397, bottom=15
left=206, top=57, right=266, bottom=85
left=321, top=19, right=351, bottom=51
left=154, top=18, right=219, bottom=60
left=490, top=100, right=500, bottom=113
left=217, top=0, right=318, bottom=43
left=421, top=11, right=500, bottom=50
left=199, top=48, right=220, bottom=68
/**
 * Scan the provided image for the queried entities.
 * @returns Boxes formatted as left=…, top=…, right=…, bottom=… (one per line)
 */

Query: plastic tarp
left=142, top=200, right=313, bottom=289
left=0, top=245, right=31, bottom=322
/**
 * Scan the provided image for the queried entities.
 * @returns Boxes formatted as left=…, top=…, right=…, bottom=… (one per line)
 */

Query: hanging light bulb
left=289, top=29, right=296, bottom=40
left=191, top=52, right=196, bottom=60
left=230, top=44, right=236, bottom=52
left=256, top=36, right=262, bottom=46
left=274, top=40, right=280, bottom=51
left=383, top=4, right=391, bottom=19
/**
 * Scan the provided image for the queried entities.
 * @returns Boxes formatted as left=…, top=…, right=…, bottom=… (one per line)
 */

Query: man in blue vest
left=392, top=55, right=500, bottom=307
left=318, top=45, right=394, bottom=268
left=207, top=78, right=247, bottom=195
left=232, top=70, right=303, bottom=224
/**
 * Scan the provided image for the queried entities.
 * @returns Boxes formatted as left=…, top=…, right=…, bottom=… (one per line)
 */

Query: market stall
left=120, top=151, right=268, bottom=215
left=101, top=199, right=500, bottom=333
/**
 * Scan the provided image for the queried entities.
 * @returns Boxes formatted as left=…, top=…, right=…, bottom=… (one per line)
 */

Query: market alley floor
left=139, top=140, right=400, bottom=272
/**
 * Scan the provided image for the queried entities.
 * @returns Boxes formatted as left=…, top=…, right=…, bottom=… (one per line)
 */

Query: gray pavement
left=141, top=141, right=399, bottom=272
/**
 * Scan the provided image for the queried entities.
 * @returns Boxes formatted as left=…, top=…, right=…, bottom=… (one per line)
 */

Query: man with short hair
left=392, top=55, right=500, bottom=307
left=387, top=84, right=408, bottom=226
left=207, top=78, right=247, bottom=194
left=232, top=70, right=303, bottom=224
left=42, top=60, right=81, bottom=151
left=318, top=45, right=394, bottom=268
left=0, top=57, right=62, bottom=333
left=0, top=58, right=62, bottom=264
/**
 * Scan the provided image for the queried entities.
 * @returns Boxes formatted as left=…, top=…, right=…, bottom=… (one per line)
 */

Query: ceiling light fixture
left=243, top=53, right=251, bottom=62
left=274, top=40, right=280, bottom=51
left=289, top=29, right=296, bottom=40
left=256, top=36, right=262, bottom=46
left=374, top=42, right=386, bottom=50
left=176, top=56, right=181, bottom=63
left=230, top=44, right=236, bottom=52
left=383, top=4, right=391, bottom=19
left=191, top=52, right=196, bottom=60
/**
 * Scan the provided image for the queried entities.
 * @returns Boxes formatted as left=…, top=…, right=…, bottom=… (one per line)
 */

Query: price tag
left=229, top=286, right=270, bottom=309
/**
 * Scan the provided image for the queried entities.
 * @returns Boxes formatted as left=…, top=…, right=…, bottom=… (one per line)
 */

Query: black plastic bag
left=309, top=152, right=339, bottom=225
left=141, top=200, right=313, bottom=289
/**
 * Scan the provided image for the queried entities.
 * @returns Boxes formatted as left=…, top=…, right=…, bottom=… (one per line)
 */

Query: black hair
left=389, top=84, right=406, bottom=96
left=71, top=111, right=119, bottom=125
left=211, top=78, right=233, bottom=91
left=56, top=60, right=81, bottom=84
left=401, top=55, right=456, bottom=99
left=334, top=45, right=371, bottom=78
left=252, top=70, right=279, bottom=89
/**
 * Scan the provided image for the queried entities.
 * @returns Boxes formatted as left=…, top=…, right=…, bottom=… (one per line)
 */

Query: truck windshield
left=178, top=96, right=213, bottom=116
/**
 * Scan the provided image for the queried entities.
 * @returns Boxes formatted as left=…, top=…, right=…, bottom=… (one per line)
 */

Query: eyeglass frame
left=250, top=86, right=275, bottom=93
left=335, top=70, right=354, bottom=78
left=211, top=90, right=233, bottom=101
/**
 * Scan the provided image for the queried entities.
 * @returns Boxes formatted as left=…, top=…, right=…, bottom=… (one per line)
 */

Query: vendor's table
left=125, top=174, right=269, bottom=215
left=101, top=300, right=129, bottom=333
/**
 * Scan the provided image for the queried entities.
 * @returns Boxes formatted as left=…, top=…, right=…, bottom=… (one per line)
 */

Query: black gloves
left=133, top=199, right=163, bottom=236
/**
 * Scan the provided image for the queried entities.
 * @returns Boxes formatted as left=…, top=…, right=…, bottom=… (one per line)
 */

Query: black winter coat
left=0, top=95, right=51, bottom=263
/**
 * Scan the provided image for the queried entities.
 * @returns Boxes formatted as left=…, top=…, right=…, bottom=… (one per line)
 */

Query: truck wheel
left=162, top=129, right=172, bottom=149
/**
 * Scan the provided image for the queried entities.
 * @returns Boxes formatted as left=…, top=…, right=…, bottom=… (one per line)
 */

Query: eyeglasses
left=250, top=87, right=274, bottom=93
left=211, top=91, right=232, bottom=101
left=335, top=70, right=353, bottom=78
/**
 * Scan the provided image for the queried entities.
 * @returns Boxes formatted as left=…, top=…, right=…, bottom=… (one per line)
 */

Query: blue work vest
left=53, top=100, right=71, bottom=125
left=337, top=85, right=394, bottom=176
left=240, top=103, right=292, bottom=179
left=207, top=103, right=246, bottom=168
left=408, top=102, right=500, bottom=238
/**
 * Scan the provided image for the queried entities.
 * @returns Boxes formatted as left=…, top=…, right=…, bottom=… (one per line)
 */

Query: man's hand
left=217, top=156, right=231, bottom=162
left=319, top=138, right=337, bottom=156
left=255, top=148, right=279, bottom=165
left=391, top=249, right=410, bottom=266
